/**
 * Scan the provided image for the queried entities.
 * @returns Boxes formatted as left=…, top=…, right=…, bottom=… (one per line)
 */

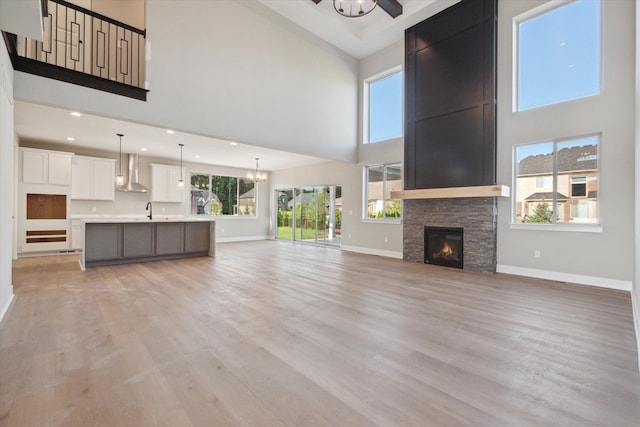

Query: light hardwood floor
left=1, top=240, right=639, bottom=426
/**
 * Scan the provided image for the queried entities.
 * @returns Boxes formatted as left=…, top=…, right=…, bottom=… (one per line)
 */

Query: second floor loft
left=3, top=0, right=148, bottom=101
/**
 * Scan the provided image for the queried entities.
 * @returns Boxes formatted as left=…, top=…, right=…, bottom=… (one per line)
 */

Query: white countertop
left=79, top=216, right=215, bottom=223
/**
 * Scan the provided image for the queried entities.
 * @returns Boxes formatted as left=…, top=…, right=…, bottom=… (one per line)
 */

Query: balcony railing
left=4, top=0, right=147, bottom=101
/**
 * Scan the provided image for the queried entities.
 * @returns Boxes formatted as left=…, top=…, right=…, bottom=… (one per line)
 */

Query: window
left=190, top=173, right=255, bottom=216
left=570, top=176, right=587, bottom=197
left=366, top=69, right=402, bottom=143
left=517, top=0, right=601, bottom=111
left=365, top=163, right=402, bottom=219
left=275, top=186, right=342, bottom=246
left=514, top=135, right=599, bottom=224
left=536, top=176, right=552, bottom=189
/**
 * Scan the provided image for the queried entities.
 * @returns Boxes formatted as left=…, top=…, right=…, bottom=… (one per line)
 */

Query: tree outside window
left=190, top=173, right=256, bottom=216
left=514, top=135, right=599, bottom=224
left=365, top=163, right=402, bottom=219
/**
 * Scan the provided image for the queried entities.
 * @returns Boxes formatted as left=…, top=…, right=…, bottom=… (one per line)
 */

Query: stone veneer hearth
left=403, top=198, right=497, bottom=273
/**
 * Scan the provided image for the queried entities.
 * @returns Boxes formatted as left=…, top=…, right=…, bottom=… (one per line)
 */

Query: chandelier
left=248, top=157, right=267, bottom=183
left=334, top=0, right=378, bottom=17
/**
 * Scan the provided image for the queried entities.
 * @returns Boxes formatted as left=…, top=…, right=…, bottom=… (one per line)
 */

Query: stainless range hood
left=116, top=154, right=149, bottom=193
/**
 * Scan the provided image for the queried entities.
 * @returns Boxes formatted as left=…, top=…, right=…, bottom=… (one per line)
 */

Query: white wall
left=0, top=34, right=15, bottom=321
left=269, top=40, right=405, bottom=258
left=496, top=0, right=635, bottom=290
left=634, top=0, right=640, bottom=371
left=0, top=0, right=42, bottom=40
left=67, top=0, right=145, bottom=29
left=19, top=140, right=270, bottom=242
left=270, top=158, right=401, bottom=258
left=13, top=0, right=359, bottom=163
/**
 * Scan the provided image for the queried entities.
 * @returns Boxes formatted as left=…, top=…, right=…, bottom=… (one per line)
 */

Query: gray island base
left=81, top=218, right=215, bottom=269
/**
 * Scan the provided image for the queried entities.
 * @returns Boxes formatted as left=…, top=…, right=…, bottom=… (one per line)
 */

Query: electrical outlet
left=91, top=206, right=96, bottom=212
left=384, top=236, right=388, bottom=243
left=348, top=233, right=352, bottom=239
left=349, top=210, right=353, bottom=215
left=221, top=228, right=225, bottom=233
left=161, top=208, right=166, bottom=213
left=534, top=250, right=541, bottom=258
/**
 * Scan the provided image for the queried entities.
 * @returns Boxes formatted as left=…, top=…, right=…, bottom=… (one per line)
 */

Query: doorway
left=275, top=186, right=341, bottom=246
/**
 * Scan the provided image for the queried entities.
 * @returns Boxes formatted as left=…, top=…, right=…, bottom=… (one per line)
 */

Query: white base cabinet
left=71, top=220, right=83, bottom=250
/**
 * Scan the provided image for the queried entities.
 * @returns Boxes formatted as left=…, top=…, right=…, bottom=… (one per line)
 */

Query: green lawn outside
left=277, top=227, right=317, bottom=240
left=276, top=227, right=341, bottom=242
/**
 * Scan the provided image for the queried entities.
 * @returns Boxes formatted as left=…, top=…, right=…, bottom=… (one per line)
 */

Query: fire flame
left=442, top=241, right=453, bottom=256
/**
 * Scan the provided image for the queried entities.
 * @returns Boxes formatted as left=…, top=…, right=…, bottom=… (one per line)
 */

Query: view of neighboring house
left=515, top=143, right=598, bottom=223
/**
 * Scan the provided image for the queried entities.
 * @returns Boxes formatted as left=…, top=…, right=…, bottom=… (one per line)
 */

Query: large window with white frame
left=364, top=163, right=402, bottom=219
left=514, top=135, right=599, bottom=224
left=190, top=173, right=256, bottom=216
left=516, top=0, right=601, bottom=111
left=365, top=69, right=403, bottom=143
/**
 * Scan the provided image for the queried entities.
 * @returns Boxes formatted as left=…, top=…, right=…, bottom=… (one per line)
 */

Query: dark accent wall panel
left=405, top=0, right=497, bottom=190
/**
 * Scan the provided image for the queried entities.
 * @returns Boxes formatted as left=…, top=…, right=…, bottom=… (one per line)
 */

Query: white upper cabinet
left=21, top=148, right=73, bottom=186
left=48, top=152, right=73, bottom=185
left=21, top=149, right=47, bottom=184
left=151, top=164, right=186, bottom=203
left=71, top=156, right=116, bottom=200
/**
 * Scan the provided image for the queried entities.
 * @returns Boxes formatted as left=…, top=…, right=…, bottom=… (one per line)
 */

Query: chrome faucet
left=146, top=201, right=153, bottom=220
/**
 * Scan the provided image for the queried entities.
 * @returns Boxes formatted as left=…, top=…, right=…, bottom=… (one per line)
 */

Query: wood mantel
left=391, top=185, right=510, bottom=200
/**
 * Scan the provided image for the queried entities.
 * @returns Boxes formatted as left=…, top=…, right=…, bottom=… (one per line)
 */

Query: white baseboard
left=632, top=287, right=640, bottom=373
left=496, top=264, right=632, bottom=292
left=216, top=235, right=270, bottom=243
left=341, top=245, right=403, bottom=259
left=0, top=292, right=15, bottom=325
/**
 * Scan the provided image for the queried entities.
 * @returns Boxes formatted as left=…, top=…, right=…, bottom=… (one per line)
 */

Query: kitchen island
left=81, top=217, right=215, bottom=269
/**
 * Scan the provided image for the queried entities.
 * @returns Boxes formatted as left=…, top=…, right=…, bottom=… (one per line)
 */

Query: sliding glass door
left=275, top=186, right=341, bottom=246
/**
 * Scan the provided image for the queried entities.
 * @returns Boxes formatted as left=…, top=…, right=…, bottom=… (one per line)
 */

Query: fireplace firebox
left=424, top=226, right=463, bottom=269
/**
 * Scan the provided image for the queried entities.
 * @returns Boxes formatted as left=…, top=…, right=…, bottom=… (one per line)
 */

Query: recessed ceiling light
left=195, top=155, right=201, bottom=159
left=230, top=142, right=238, bottom=146
left=140, top=147, right=148, bottom=151
left=66, top=137, right=75, bottom=141
left=70, top=111, right=82, bottom=117
left=166, top=129, right=175, bottom=134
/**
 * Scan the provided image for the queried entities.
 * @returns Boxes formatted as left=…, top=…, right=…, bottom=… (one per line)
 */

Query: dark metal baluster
left=7, top=0, right=147, bottom=97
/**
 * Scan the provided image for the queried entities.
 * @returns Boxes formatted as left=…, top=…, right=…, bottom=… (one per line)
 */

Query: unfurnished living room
left=0, top=0, right=639, bottom=426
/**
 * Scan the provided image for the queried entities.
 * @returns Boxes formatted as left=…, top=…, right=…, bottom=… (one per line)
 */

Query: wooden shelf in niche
left=26, top=193, right=67, bottom=219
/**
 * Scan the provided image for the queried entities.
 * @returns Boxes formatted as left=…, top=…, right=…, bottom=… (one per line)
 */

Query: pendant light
left=116, top=133, right=124, bottom=186
left=178, top=143, right=185, bottom=187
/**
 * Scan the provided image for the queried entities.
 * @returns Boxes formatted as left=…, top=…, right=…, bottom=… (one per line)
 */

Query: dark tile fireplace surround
left=403, top=198, right=497, bottom=273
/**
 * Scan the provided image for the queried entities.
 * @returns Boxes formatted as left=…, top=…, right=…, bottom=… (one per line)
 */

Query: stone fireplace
left=403, top=196, right=498, bottom=273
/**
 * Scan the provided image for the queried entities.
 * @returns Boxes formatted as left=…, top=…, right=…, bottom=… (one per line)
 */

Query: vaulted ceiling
left=256, top=0, right=460, bottom=59
left=12, top=0, right=461, bottom=170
